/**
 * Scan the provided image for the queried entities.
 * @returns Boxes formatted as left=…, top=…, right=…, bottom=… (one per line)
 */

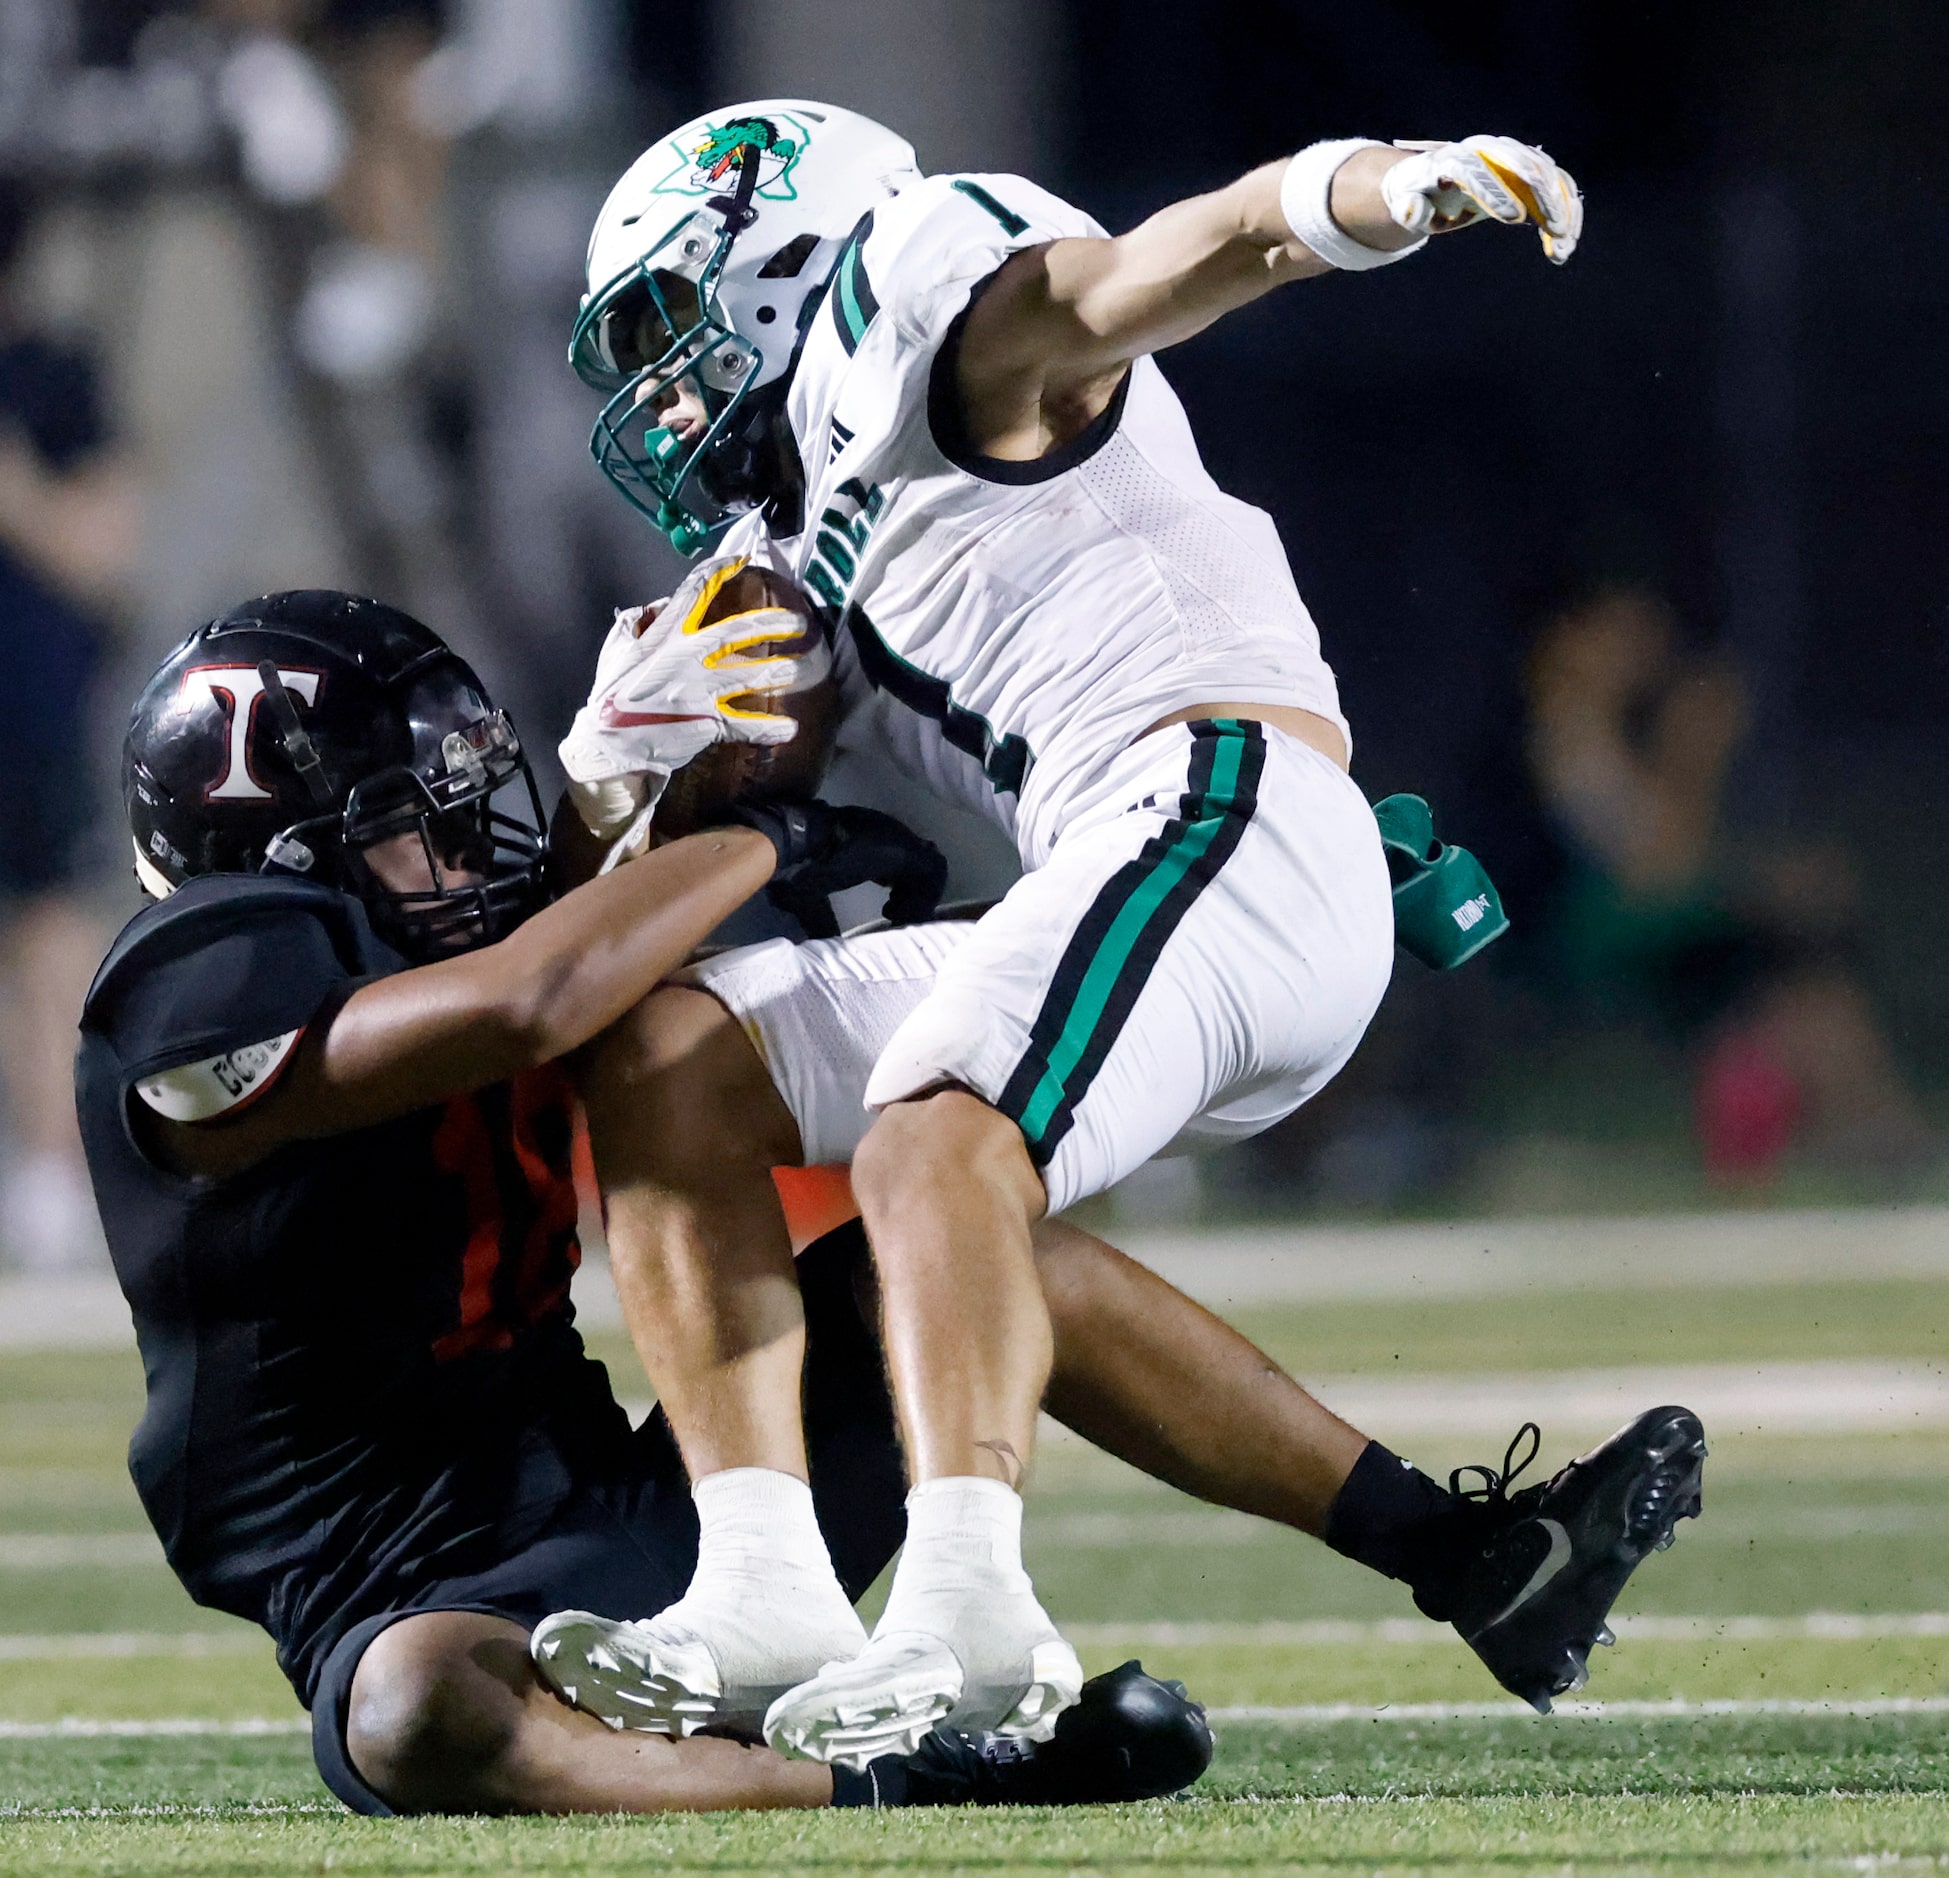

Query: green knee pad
left=1372, top=794, right=1509, bottom=970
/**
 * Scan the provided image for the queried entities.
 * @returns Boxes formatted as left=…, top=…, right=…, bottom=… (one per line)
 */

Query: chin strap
left=257, top=660, right=336, bottom=808
left=256, top=659, right=337, bottom=879
left=707, top=118, right=776, bottom=234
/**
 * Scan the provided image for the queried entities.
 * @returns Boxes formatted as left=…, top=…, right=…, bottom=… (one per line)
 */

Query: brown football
left=651, top=563, right=841, bottom=839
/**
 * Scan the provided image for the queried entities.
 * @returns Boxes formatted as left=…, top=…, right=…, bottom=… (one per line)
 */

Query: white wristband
left=1279, top=139, right=1427, bottom=272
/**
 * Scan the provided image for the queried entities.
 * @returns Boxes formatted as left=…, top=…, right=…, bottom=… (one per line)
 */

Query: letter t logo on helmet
left=178, top=666, right=322, bottom=802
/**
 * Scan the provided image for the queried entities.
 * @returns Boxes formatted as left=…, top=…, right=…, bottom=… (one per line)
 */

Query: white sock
left=682, top=1467, right=849, bottom=1609
left=878, top=1476, right=1036, bottom=1634
left=662, top=1457, right=861, bottom=1652
left=771, top=1478, right=1081, bottom=1742
left=694, top=1467, right=830, bottom=1574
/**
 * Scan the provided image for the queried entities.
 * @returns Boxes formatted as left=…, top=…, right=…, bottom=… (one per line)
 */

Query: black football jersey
left=76, top=873, right=630, bottom=1703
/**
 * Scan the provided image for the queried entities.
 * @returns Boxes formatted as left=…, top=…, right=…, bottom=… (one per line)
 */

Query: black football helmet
left=124, top=591, right=548, bottom=960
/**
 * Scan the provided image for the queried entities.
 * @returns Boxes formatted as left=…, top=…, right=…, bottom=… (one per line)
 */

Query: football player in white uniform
left=535, top=102, right=1681, bottom=1765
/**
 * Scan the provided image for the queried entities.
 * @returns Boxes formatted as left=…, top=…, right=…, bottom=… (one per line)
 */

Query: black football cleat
left=899, top=1660, right=1213, bottom=1806
left=1429, top=1406, right=1707, bottom=1714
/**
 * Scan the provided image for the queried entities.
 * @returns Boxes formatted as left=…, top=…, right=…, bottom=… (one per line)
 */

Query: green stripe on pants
left=1014, top=727, right=1248, bottom=1147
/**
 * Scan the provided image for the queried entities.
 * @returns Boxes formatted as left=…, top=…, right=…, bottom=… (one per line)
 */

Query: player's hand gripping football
left=559, top=554, right=811, bottom=846
left=727, top=799, right=948, bottom=939
left=1382, top=136, right=1583, bottom=264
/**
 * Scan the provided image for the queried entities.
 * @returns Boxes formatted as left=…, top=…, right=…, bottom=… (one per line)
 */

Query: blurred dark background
left=2, top=0, right=1944, bottom=1265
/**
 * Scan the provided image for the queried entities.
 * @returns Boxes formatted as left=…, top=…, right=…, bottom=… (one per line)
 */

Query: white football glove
left=558, top=554, right=812, bottom=845
left=1382, top=135, right=1583, bottom=265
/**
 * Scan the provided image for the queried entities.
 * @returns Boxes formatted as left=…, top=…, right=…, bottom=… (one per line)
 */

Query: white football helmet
left=573, top=100, right=920, bottom=554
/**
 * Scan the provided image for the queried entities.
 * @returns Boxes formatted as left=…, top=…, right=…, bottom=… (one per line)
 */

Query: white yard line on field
left=0, top=1632, right=262, bottom=1660
left=3, top=1802, right=339, bottom=1820
left=1069, top=1613, right=1949, bottom=1647
left=0, top=1534, right=162, bottom=1568
left=1035, top=1359, right=1949, bottom=1452
left=1118, top=1207, right=1949, bottom=1308
left=2, top=1614, right=1941, bottom=1663
left=7, top=1460, right=1948, bottom=1574
left=592, top=1211, right=1949, bottom=1328
left=0, top=1718, right=306, bottom=1738
left=1031, top=1487, right=1949, bottom=1552
left=1307, top=1359, right=1949, bottom=1440
left=1035, top=1496, right=1949, bottom=1553
left=0, top=1275, right=138, bottom=1350
left=1207, top=1696, right=1949, bottom=1722
left=10, top=1206, right=1949, bottom=1350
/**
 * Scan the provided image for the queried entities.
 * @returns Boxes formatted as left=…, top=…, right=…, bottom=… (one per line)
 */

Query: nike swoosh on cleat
left=1481, top=1518, right=1574, bottom=1632
left=599, top=702, right=718, bottom=728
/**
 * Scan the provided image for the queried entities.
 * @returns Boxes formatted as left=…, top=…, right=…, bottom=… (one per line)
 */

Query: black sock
left=1324, top=1439, right=1461, bottom=1595
left=830, top=1756, right=911, bottom=1808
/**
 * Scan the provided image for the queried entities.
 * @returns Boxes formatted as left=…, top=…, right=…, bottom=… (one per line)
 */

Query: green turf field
left=4, top=1219, right=1947, bottom=1874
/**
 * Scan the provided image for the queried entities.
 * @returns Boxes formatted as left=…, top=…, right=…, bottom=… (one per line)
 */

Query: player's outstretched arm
left=958, top=136, right=1580, bottom=458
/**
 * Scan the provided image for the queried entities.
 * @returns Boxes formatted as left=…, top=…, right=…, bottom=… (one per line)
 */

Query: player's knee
left=345, top=1616, right=526, bottom=1814
left=854, top=1087, right=1040, bottom=1220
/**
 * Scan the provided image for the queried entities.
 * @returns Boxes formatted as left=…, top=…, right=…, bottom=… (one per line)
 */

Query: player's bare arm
left=140, top=824, right=775, bottom=1183
left=959, top=138, right=1581, bottom=461
left=145, top=781, right=941, bottom=1182
left=137, top=572, right=939, bottom=1184
left=935, top=133, right=1577, bottom=774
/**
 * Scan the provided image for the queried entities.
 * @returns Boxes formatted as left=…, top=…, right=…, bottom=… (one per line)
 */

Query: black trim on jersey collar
left=926, top=265, right=1132, bottom=486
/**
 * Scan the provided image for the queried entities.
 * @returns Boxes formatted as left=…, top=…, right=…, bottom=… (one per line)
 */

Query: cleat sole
left=1624, top=1415, right=1708, bottom=1557
left=530, top=1610, right=724, bottom=1737
left=765, top=1633, right=963, bottom=1772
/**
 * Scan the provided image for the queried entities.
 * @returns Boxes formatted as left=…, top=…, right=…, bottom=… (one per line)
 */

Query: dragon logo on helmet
left=654, top=115, right=807, bottom=202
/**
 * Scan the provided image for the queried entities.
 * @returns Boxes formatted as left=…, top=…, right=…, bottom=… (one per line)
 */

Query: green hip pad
left=1371, top=793, right=1509, bottom=970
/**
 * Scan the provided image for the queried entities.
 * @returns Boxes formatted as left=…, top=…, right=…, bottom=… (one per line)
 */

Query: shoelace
left=1448, top=1421, right=1543, bottom=1505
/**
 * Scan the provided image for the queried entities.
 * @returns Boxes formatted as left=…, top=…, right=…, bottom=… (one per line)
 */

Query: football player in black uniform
left=77, top=590, right=1212, bottom=1816
left=80, top=589, right=1707, bottom=1818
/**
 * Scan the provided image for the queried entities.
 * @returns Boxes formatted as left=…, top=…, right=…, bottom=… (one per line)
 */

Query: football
left=651, top=563, right=842, bottom=838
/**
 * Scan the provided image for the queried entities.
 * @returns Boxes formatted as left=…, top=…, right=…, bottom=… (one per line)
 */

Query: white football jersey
left=723, top=171, right=1348, bottom=869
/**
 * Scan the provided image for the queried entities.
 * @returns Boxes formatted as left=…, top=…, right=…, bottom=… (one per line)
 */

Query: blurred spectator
left=1525, top=584, right=1932, bottom=1182
left=0, top=172, right=139, bottom=1269
left=206, top=0, right=466, bottom=628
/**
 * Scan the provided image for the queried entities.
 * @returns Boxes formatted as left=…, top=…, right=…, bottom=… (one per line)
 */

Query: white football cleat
left=762, top=1621, right=1084, bottom=1769
left=530, top=1610, right=723, bottom=1735
left=531, top=1595, right=868, bottom=1737
left=762, top=1629, right=964, bottom=1767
